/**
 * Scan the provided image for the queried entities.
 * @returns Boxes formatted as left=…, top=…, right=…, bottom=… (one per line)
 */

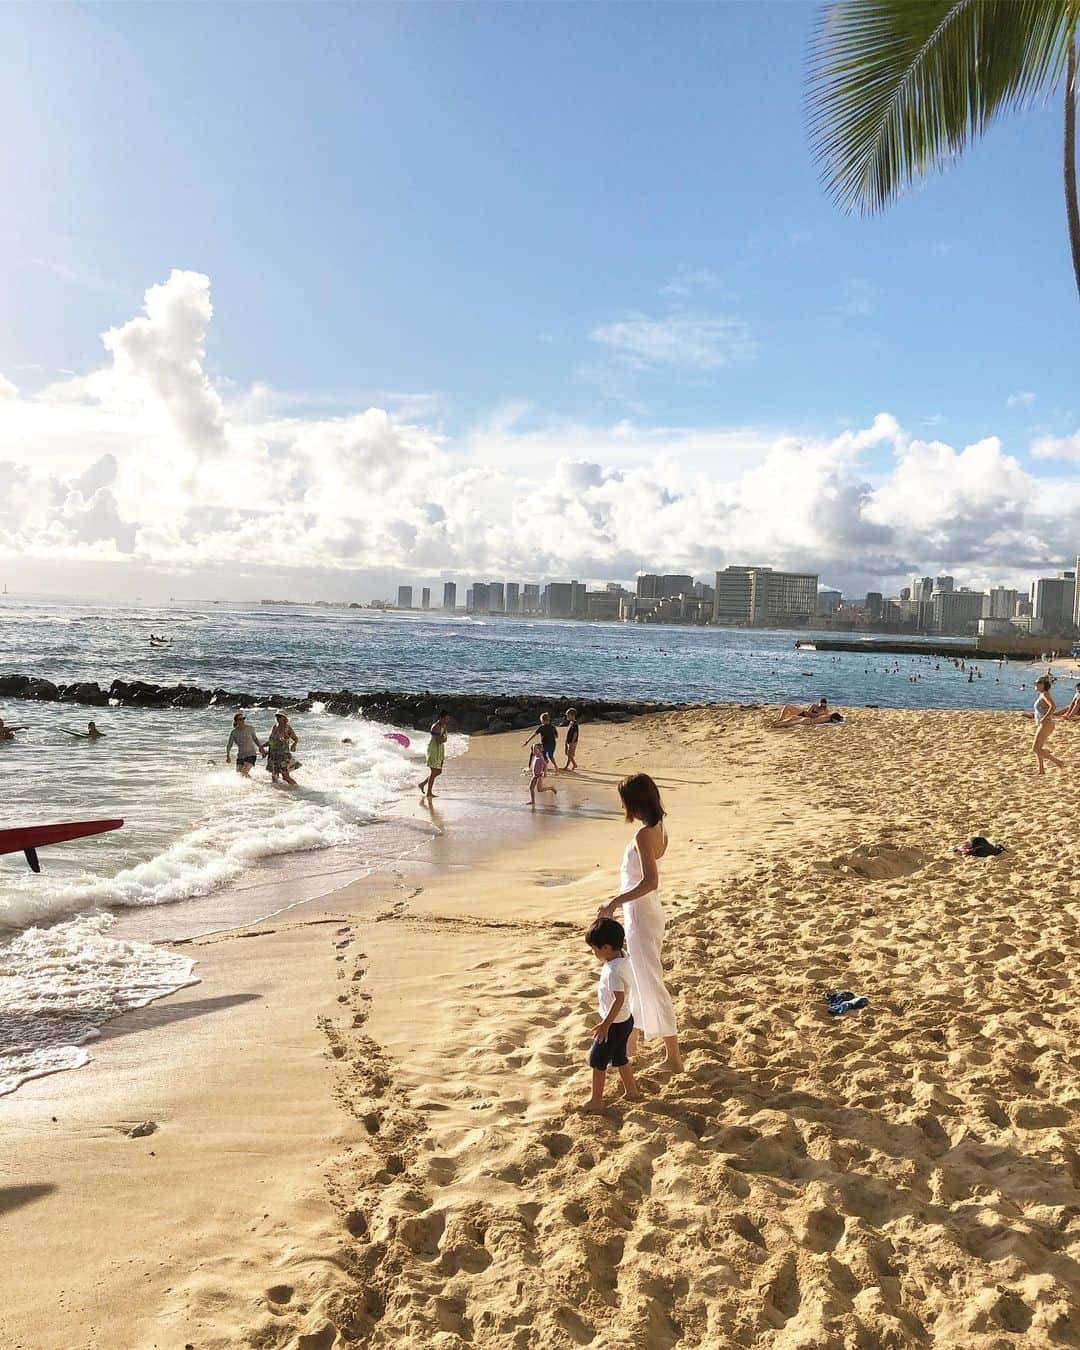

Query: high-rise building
left=470, top=582, right=490, bottom=614
left=544, top=582, right=574, bottom=618
left=421, top=587, right=431, bottom=609
left=1075, top=555, right=1080, bottom=627
left=714, top=567, right=755, bottom=624
left=934, top=575, right=955, bottom=594
left=397, top=585, right=413, bottom=608
left=865, top=592, right=883, bottom=620
left=570, top=580, right=587, bottom=617
left=931, top=589, right=986, bottom=634
left=487, top=581, right=505, bottom=614
left=713, top=566, right=817, bottom=625
left=816, top=589, right=842, bottom=616
left=636, top=573, right=663, bottom=600
left=522, top=584, right=541, bottom=615
left=912, top=576, right=934, bottom=603
left=586, top=591, right=620, bottom=620
left=988, top=586, right=1018, bottom=620
left=899, top=586, right=911, bottom=601
left=1031, top=573, right=1076, bottom=633
left=442, top=581, right=457, bottom=611
left=505, top=582, right=520, bottom=615
left=661, top=574, right=694, bottom=598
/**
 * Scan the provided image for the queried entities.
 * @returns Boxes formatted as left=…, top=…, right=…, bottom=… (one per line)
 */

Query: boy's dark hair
left=618, top=772, right=666, bottom=826
left=437, top=709, right=449, bottom=718
left=586, top=916, right=625, bottom=951
left=566, top=707, right=577, bottom=717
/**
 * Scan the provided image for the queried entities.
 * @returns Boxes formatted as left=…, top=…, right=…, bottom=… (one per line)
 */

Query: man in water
left=87, top=721, right=104, bottom=740
left=226, top=712, right=267, bottom=778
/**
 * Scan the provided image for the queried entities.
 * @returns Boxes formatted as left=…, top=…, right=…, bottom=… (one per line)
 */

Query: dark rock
left=0, top=675, right=30, bottom=697
left=24, top=677, right=60, bottom=701
left=59, top=681, right=108, bottom=706
left=127, top=1120, right=157, bottom=1138
left=486, top=717, right=512, bottom=734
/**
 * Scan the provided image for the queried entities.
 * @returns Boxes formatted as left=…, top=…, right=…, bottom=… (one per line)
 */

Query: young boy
left=523, top=712, right=559, bottom=772
left=583, top=916, right=641, bottom=1112
left=528, top=743, right=558, bottom=807
left=563, top=707, right=580, bottom=771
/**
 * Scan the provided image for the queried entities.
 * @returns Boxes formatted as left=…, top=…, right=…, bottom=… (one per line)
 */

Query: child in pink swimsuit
left=528, top=744, right=558, bottom=808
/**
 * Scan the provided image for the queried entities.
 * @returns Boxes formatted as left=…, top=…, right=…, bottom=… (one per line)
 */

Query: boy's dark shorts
left=238, top=755, right=257, bottom=767
left=589, top=1015, right=633, bottom=1070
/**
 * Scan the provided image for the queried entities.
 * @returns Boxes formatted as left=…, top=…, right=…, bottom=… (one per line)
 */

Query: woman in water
left=597, top=773, right=683, bottom=1073
left=266, top=712, right=299, bottom=786
left=418, top=710, right=450, bottom=797
left=1032, top=676, right=1065, bottom=775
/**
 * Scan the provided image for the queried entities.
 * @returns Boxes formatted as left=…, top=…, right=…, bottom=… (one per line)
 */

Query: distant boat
left=795, top=641, right=817, bottom=651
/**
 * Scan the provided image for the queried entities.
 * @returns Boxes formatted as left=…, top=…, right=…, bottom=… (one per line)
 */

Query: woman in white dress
left=598, top=773, right=683, bottom=1072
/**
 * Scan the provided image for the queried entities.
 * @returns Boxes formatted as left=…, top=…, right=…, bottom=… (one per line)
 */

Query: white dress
left=620, top=828, right=678, bottom=1039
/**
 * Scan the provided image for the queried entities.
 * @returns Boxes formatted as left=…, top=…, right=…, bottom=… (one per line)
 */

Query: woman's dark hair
left=618, top=772, right=665, bottom=826
left=1036, top=676, right=1051, bottom=691
left=586, top=916, right=625, bottom=951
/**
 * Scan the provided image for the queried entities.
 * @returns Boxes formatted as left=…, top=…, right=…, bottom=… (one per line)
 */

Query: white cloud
left=0, top=375, right=17, bottom=399
left=589, top=313, right=757, bottom=372
left=1008, top=391, right=1036, bottom=407
left=3, top=269, right=1079, bottom=600
left=1031, top=430, right=1080, bottom=460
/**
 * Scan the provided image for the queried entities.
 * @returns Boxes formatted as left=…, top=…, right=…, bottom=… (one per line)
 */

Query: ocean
left=0, top=597, right=1054, bottom=1094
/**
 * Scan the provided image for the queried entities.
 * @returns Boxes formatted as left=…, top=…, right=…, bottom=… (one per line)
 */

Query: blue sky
left=1, top=2, right=1078, bottom=600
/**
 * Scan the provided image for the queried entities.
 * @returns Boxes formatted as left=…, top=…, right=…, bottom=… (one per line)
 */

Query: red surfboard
left=0, top=819, right=123, bottom=872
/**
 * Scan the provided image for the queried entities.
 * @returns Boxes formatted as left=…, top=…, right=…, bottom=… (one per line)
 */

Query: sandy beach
left=5, top=704, right=1080, bottom=1348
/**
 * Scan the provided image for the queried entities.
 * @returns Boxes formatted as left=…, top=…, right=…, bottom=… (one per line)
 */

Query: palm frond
left=808, top=0, right=1074, bottom=213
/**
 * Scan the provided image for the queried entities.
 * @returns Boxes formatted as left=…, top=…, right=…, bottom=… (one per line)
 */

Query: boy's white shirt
left=597, top=955, right=633, bottom=1022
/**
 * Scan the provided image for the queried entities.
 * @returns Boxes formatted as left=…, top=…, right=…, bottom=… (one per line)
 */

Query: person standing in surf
left=563, top=707, right=580, bottom=772
left=419, top=710, right=450, bottom=797
left=226, top=712, right=267, bottom=778
left=266, top=712, right=300, bottom=787
left=597, top=773, right=683, bottom=1073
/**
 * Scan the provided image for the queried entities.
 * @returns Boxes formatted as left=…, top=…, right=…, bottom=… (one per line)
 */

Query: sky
left=2, top=0, right=1079, bottom=604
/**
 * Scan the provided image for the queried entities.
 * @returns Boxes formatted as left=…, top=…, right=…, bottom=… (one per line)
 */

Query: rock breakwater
left=0, top=674, right=690, bottom=734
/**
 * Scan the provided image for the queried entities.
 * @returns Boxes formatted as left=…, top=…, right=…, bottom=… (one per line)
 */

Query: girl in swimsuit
left=1032, top=676, right=1064, bottom=775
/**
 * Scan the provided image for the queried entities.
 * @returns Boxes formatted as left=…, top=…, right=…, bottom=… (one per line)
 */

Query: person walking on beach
left=226, top=711, right=266, bottom=778
left=1032, top=677, right=1065, bottom=775
left=419, top=710, right=450, bottom=797
left=528, top=742, right=558, bottom=807
left=582, top=916, right=642, bottom=1112
left=563, top=708, right=580, bottom=771
left=266, top=712, right=300, bottom=786
left=524, top=712, right=559, bottom=772
left=598, top=773, right=683, bottom=1073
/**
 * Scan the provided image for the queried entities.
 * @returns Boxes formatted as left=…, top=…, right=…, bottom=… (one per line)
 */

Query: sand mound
left=827, top=841, right=934, bottom=880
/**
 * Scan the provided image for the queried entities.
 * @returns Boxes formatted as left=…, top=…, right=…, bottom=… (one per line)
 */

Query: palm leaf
left=808, top=0, right=1074, bottom=213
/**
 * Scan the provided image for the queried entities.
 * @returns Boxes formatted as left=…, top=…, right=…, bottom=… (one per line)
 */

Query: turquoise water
left=0, top=597, right=1051, bottom=711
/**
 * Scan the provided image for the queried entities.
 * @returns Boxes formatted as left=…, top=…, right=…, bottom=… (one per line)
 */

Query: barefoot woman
left=598, top=773, right=683, bottom=1072
left=1033, top=676, right=1065, bottom=775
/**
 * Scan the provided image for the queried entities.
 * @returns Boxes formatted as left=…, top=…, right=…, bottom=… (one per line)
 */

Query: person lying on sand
left=582, top=916, right=642, bottom=1113
left=1057, top=682, right=1080, bottom=722
left=771, top=698, right=838, bottom=728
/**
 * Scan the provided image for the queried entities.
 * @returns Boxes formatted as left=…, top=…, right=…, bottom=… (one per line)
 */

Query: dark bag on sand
left=958, top=836, right=1005, bottom=858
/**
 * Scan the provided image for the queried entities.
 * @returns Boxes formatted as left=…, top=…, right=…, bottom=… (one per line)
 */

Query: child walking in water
left=583, top=916, right=641, bottom=1112
left=563, top=708, right=580, bottom=771
left=528, top=743, right=558, bottom=807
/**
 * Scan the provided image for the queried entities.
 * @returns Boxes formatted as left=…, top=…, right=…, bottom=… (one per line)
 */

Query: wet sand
left=5, top=706, right=1080, bottom=1348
